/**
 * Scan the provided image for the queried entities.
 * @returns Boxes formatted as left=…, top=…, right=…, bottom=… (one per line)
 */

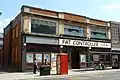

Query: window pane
left=80, top=55, right=86, bottom=62
left=91, top=32, right=106, bottom=39
left=64, top=25, right=84, bottom=36
left=44, top=54, right=50, bottom=63
left=26, top=53, right=33, bottom=63
left=93, top=54, right=99, bottom=61
left=90, top=26, right=107, bottom=39
left=36, top=53, right=42, bottom=63
left=31, top=19, right=56, bottom=34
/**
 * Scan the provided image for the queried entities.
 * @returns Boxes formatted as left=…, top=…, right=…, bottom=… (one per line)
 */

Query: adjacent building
left=110, top=21, right=120, bottom=68
left=4, top=5, right=113, bottom=72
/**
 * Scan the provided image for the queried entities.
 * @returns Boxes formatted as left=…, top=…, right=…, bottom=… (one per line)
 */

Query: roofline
left=88, top=17, right=108, bottom=23
left=110, top=21, right=120, bottom=24
left=21, top=5, right=57, bottom=13
left=63, top=12, right=86, bottom=18
left=21, top=5, right=108, bottom=23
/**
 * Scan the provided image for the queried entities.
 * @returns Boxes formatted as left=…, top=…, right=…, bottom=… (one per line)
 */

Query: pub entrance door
left=71, top=47, right=80, bottom=69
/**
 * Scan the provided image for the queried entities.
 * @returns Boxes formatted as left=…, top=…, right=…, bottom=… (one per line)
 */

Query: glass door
left=105, top=54, right=111, bottom=67
left=80, top=54, right=86, bottom=68
left=99, top=54, right=105, bottom=63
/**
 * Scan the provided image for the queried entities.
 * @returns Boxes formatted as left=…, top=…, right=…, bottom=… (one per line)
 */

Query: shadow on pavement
left=0, top=72, right=6, bottom=74
left=16, top=78, right=71, bottom=80
left=71, top=69, right=95, bottom=72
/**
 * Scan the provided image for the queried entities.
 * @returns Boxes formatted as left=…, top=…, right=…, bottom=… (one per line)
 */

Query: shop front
left=59, top=38, right=111, bottom=69
left=25, top=44, right=59, bottom=69
left=111, top=51, right=120, bottom=69
left=22, top=35, right=59, bottom=73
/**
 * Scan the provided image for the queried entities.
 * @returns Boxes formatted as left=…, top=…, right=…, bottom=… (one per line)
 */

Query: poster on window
left=36, top=54, right=42, bottom=63
left=44, top=54, right=50, bottom=63
left=80, top=55, right=86, bottom=62
left=93, top=55, right=99, bottom=61
left=51, top=53, right=57, bottom=62
left=26, top=53, right=33, bottom=63
left=51, top=53, right=57, bottom=74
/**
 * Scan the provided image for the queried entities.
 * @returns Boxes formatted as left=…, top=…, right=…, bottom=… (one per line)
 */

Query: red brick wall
left=4, top=14, right=22, bottom=71
left=30, top=8, right=57, bottom=17
left=89, top=19, right=107, bottom=26
left=3, top=30, right=11, bottom=69
left=64, top=13, right=86, bottom=23
left=11, top=23, right=22, bottom=71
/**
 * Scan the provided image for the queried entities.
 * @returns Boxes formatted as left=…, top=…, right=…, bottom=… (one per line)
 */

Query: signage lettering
left=73, top=40, right=83, bottom=45
left=59, top=39, right=111, bottom=48
left=62, top=39, right=70, bottom=44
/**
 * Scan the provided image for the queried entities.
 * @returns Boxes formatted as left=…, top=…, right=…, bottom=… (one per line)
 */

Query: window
left=15, top=47, right=18, bottom=63
left=90, top=26, right=107, bottom=39
left=12, top=47, right=15, bottom=62
left=44, top=53, right=50, bottom=63
left=31, top=19, right=57, bottom=34
left=26, top=53, right=33, bottom=63
left=80, top=55, right=86, bottom=62
left=36, top=53, right=42, bottom=63
left=93, top=54, right=99, bottom=61
left=91, top=32, right=107, bottom=39
left=12, top=28, right=15, bottom=39
left=64, top=25, right=84, bottom=36
left=16, top=25, right=18, bottom=38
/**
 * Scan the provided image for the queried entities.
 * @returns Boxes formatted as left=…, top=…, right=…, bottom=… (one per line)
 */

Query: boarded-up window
left=15, top=47, right=18, bottom=63
left=16, top=25, right=19, bottom=38
left=12, top=29, right=15, bottom=39
left=12, top=47, right=14, bottom=62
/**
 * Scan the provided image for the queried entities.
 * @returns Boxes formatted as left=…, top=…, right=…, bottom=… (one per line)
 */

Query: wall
left=110, top=21, right=120, bottom=51
left=21, top=5, right=109, bottom=39
left=4, top=23, right=12, bottom=70
left=4, top=14, right=22, bottom=71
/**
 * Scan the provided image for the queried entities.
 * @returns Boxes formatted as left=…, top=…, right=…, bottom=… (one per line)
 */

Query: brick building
left=0, top=33, right=3, bottom=68
left=110, top=21, right=120, bottom=68
left=3, top=5, right=113, bottom=72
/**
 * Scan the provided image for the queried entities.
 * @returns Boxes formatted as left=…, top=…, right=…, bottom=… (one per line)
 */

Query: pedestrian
left=44, top=59, right=48, bottom=65
left=33, top=59, right=38, bottom=74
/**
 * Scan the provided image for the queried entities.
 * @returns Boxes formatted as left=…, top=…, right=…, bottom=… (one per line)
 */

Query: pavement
left=0, top=68, right=120, bottom=80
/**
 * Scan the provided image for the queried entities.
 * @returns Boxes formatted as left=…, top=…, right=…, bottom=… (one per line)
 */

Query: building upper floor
left=110, top=21, right=120, bottom=50
left=4, top=5, right=111, bottom=41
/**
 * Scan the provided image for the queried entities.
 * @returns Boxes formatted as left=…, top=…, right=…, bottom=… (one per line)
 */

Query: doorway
left=112, top=54, right=119, bottom=69
left=71, top=47, right=80, bottom=69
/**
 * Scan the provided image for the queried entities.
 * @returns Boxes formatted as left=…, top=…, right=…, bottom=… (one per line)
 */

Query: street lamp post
left=60, top=45, right=63, bottom=53
left=88, top=46, right=91, bottom=68
left=86, top=36, right=91, bottom=70
left=22, top=43, right=26, bottom=71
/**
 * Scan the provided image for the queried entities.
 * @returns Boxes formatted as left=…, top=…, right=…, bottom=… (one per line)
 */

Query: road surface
left=23, top=70, right=120, bottom=80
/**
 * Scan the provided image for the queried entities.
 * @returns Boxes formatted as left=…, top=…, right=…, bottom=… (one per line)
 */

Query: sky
left=0, top=0, right=120, bottom=33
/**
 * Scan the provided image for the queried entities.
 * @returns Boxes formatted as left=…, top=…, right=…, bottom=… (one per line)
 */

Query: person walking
left=44, top=59, right=48, bottom=65
left=33, top=59, right=38, bottom=74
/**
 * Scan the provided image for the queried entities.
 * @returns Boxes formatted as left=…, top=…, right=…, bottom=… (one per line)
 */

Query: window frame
left=64, top=24, right=85, bottom=36
left=30, top=17, right=58, bottom=35
left=90, top=26, right=108, bottom=39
